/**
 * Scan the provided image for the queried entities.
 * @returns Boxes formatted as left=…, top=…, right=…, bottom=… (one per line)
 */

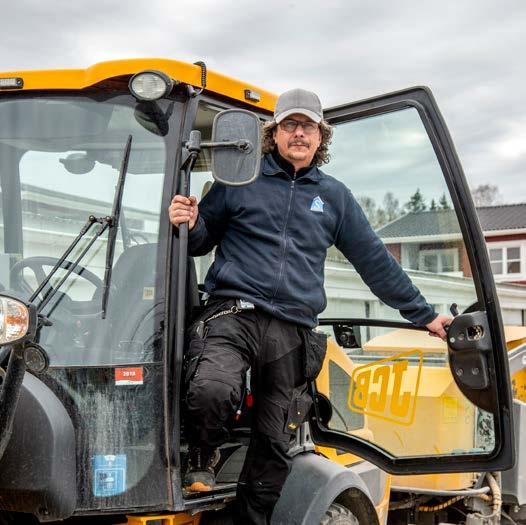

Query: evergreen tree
left=439, top=193, right=451, bottom=209
left=430, top=199, right=437, bottom=210
left=405, top=188, right=427, bottom=213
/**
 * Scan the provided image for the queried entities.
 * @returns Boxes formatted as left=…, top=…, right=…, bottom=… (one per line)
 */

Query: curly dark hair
left=261, top=119, right=333, bottom=166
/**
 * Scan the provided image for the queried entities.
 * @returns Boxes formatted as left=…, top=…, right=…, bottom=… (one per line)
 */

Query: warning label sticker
left=115, top=367, right=144, bottom=386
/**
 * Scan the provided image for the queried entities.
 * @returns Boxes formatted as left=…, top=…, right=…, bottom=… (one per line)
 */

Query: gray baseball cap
left=274, top=88, right=323, bottom=124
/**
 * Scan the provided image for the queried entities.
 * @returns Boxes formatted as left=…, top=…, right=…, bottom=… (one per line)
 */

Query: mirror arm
left=181, top=130, right=253, bottom=165
left=200, top=139, right=252, bottom=152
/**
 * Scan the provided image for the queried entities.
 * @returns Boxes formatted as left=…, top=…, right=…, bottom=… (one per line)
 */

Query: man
left=169, top=88, right=451, bottom=524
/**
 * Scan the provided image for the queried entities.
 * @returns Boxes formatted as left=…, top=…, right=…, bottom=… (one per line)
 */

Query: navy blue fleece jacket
left=189, top=152, right=437, bottom=328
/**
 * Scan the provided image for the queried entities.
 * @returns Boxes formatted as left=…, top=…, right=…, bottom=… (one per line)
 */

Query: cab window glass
left=0, top=94, right=168, bottom=366
left=323, top=108, right=478, bottom=321
left=316, top=105, right=499, bottom=460
left=189, top=102, right=225, bottom=284
left=318, top=323, right=495, bottom=458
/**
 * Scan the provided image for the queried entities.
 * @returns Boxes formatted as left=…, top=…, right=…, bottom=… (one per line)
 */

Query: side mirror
left=210, top=109, right=261, bottom=186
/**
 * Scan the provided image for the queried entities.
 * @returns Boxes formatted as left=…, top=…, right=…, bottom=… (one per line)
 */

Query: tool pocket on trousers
left=184, top=338, right=206, bottom=386
left=300, top=328, right=328, bottom=380
left=284, top=385, right=313, bottom=435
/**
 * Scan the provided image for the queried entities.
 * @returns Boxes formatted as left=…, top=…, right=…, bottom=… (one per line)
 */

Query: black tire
left=320, top=503, right=359, bottom=525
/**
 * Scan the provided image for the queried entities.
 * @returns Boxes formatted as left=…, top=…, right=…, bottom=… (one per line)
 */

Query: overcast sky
left=2, top=0, right=525, bottom=203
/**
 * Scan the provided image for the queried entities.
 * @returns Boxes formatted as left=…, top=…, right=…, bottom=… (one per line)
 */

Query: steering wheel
left=10, top=256, right=103, bottom=301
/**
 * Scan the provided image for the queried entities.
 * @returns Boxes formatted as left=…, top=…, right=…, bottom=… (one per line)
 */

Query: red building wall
left=384, top=233, right=525, bottom=281
left=460, top=245, right=472, bottom=278
left=485, top=233, right=526, bottom=242
left=386, top=243, right=401, bottom=263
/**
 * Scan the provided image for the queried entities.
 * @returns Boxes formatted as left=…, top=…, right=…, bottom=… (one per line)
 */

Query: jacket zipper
left=271, top=173, right=296, bottom=302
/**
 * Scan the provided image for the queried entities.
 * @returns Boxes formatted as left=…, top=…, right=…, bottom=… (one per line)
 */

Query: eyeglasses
left=278, top=119, right=319, bottom=134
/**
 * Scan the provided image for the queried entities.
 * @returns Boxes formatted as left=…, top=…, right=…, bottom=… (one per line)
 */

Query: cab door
left=310, top=87, right=514, bottom=474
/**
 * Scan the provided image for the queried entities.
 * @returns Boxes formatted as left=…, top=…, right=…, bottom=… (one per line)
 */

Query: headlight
left=0, top=297, right=29, bottom=345
left=129, top=70, right=174, bottom=101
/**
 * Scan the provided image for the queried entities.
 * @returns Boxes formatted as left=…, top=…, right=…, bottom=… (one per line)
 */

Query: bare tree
left=471, top=184, right=501, bottom=207
left=357, top=195, right=378, bottom=225
left=383, top=192, right=401, bottom=222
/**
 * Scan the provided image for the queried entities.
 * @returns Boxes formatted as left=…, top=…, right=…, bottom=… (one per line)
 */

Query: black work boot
left=184, top=446, right=220, bottom=492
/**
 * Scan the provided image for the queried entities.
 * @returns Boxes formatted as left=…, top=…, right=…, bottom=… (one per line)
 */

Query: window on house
left=489, top=246, right=521, bottom=275
left=418, top=249, right=458, bottom=274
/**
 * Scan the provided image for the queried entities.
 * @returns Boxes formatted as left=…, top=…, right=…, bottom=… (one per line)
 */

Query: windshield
left=0, top=93, right=173, bottom=367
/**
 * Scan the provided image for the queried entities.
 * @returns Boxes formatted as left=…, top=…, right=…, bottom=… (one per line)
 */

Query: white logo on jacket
left=310, top=196, right=324, bottom=213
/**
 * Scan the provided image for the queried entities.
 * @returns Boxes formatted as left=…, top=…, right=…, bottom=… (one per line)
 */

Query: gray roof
left=477, top=203, right=526, bottom=232
left=377, top=203, right=526, bottom=239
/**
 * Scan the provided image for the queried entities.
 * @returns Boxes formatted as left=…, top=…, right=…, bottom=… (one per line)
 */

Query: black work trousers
left=184, top=298, right=313, bottom=525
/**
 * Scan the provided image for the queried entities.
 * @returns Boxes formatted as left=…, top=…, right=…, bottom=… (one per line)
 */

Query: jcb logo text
left=349, top=350, right=423, bottom=425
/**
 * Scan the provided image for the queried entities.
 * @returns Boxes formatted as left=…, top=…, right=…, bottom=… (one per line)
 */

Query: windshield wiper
left=101, top=134, right=132, bottom=318
left=33, top=135, right=132, bottom=320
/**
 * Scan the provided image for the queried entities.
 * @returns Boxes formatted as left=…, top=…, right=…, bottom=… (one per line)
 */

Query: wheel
left=320, top=503, right=359, bottom=525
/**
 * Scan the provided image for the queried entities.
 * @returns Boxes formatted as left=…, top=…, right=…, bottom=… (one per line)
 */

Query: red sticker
left=115, top=367, right=144, bottom=386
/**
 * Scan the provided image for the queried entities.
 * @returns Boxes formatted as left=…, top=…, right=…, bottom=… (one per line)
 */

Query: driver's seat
left=107, top=243, right=200, bottom=362
left=106, top=243, right=161, bottom=362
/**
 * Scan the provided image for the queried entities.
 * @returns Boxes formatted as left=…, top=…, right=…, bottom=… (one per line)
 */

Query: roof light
left=129, top=70, right=174, bottom=101
left=0, top=297, right=29, bottom=345
left=0, top=77, right=23, bottom=90
left=244, top=89, right=261, bottom=102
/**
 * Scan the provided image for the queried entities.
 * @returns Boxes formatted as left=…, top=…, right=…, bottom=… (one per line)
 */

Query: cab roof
left=0, top=58, right=277, bottom=112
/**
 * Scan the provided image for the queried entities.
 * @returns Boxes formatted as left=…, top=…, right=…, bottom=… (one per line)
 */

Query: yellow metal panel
left=512, top=368, right=526, bottom=402
left=503, top=325, right=526, bottom=345
left=126, top=512, right=200, bottom=525
left=0, top=58, right=277, bottom=112
left=348, top=349, right=423, bottom=426
left=362, top=325, right=526, bottom=354
left=392, top=472, right=477, bottom=491
left=391, top=366, right=452, bottom=397
left=367, top=387, right=475, bottom=457
left=363, top=328, right=447, bottom=354
left=375, top=474, right=391, bottom=525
